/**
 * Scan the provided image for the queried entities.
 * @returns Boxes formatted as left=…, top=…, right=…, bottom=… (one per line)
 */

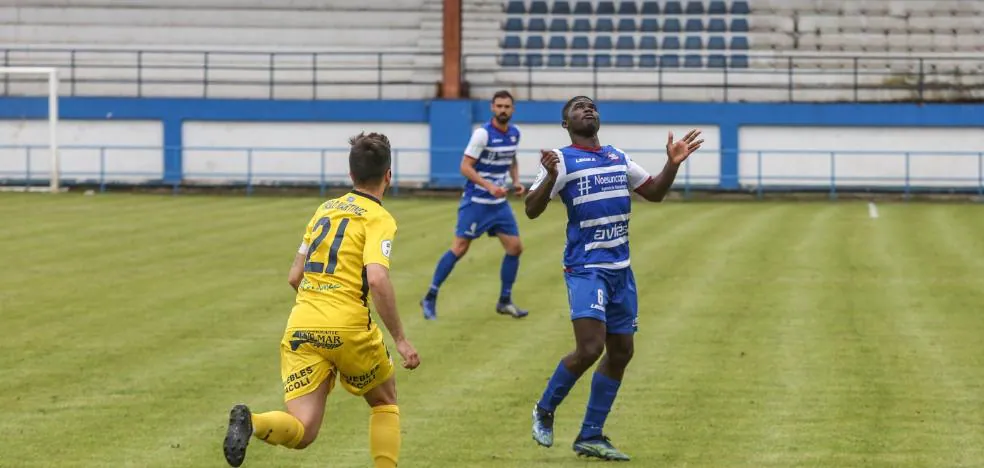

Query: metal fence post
left=137, top=51, right=143, bottom=98
left=904, top=151, right=911, bottom=201
left=2, top=49, right=9, bottom=96
left=917, top=58, right=925, bottom=103
left=756, top=151, right=763, bottom=200
left=377, top=52, right=383, bottom=100
left=203, top=51, right=210, bottom=98
left=312, top=53, right=318, bottom=100
left=246, top=149, right=254, bottom=196
left=787, top=56, right=794, bottom=102
left=978, top=152, right=983, bottom=198
left=392, top=149, right=400, bottom=195
left=269, top=53, right=275, bottom=100
left=829, top=151, right=836, bottom=200
left=319, top=149, right=327, bottom=198
left=723, top=63, right=729, bottom=103
left=70, top=50, right=77, bottom=96
left=99, top=147, right=107, bottom=193
left=527, top=64, right=533, bottom=100
left=853, top=56, right=859, bottom=102
left=683, top=157, right=691, bottom=200
left=25, top=147, right=32, bottom=188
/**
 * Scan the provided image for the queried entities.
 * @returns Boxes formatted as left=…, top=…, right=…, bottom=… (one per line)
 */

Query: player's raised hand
left=666, top=129, right=704, bottom=165
left=540, top=149, right=560, bottom=176
left=513, top=182, right=526, bottom=196
left=396, top=338, right=420, bottom=370
left=489, top=185, right=509, bottom=198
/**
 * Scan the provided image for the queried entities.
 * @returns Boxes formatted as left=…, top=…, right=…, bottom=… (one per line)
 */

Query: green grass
left=2, top=193, right=984, bottom=467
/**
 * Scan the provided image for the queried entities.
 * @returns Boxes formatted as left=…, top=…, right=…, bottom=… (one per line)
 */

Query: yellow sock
left=369, top=405, right=401, bottom=468
left=251, top=411, right=305, bottom=448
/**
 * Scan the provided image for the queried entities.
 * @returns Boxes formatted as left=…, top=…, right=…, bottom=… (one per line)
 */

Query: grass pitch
left=2, top=193, right=984, bottom=467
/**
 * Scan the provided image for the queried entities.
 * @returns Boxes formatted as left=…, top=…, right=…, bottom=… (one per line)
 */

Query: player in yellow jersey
left=223, top=132, right=420, bottom=468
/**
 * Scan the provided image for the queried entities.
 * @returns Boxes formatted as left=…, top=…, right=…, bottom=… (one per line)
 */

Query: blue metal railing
left=1, top=145, right=982, bottom=198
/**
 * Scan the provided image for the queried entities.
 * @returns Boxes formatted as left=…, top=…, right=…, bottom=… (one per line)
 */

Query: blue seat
left=663, top=18, right=681, bottom=32
left=596, top=18, right=614, bottom=32
left=639, top=36, right=658, bottom=50
left=730, top=36, right=749, bottom=50
left=524, top=53, right=544, bottom=67
left=731, top=18, right=749, bottom=32
left=685, top=18, right=703, bottom=32
left=594, top=54, right=612, bottom=68
left=571, top=54, right=589, bottom=67
left=684, top=36, right=702, bottom=50
left=550, top=18, right=569, bottom=31
left=548, top=36, right=568, bottom=49
left=596, top=1, right=616, bottom=14
left=708, top=0, right=726, bottom=14
left=641, top=1, right=659, bottom=14
left=594, top=36, right=613, bottom=49
left=664, top=1, right=682, bottom=14
left=707, top=36, right=725, bottom=50
left=685, top=1, right=704, bottom=14
left=502, top=36, right=522, bottom=49
left=731, top=54, right=748, bottom=68
left=528, top=18, right=547, bottom=31
left=616, top=54, right=634, bottom=67
left=572, top=36, right=590, bottom=49
left=530, top=1, right=549, bottom=14
left=708, top=54, right=726, bottom=68
left=548, top=54, right=566, bottom=67
left=526, top=36, right=545, bottom=49
left=639, top=54, right=658, bottom=68
left=552, top=1, right=571, bottom=14
left=501, top=53, right=520, bottom=66
left=708, top=18, right=727, bottom=33
left=684, top=54, right=702, bottom=68
left=618, top=1, right=638, bottom=14
left=573, top=0, right=592, bottom=14
left=573, top=18, right=591, bottom=31
left=661, top=54, right=680, bottom=67
left=504, top=18, right=523, bottom=31
left=616, top=36, right=635, bottom=50
left=662, top=36, right=681, bottom=49
left=617, top=18, right=637, bottom=31
left=506, top=1, right=525, bottom=14
left=640, top=18, right=659, bottom=32
left=731, top=0, right=750, bottom=14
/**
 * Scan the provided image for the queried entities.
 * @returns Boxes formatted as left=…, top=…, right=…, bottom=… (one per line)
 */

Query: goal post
left=0, top=67, right=59, bottom=192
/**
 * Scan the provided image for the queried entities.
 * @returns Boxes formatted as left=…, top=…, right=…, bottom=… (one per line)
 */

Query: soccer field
left=3, top=193, right=984, bottom=468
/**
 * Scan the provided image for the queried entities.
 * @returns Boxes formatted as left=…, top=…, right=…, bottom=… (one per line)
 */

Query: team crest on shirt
left=607, top=152, right=619, bottom=161
left=381, top=240, right=392, bottom=258
left=347, top=196, right=355, bottom=202
left=510, top=136, right=517, bottom=143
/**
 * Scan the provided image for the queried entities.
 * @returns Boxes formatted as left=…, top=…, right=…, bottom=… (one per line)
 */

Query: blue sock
left=537, top=361, right=580, bottom=413
left=579, top=372, right=622, bottom=439
left=498, top=254, right=519, bottom=304
left=426, top=250, right=459, bottom=300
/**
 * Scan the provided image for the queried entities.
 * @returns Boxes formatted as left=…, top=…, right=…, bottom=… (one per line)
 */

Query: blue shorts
left=455, top=201, right=520, bottom=239
left=564, top=267, right=638, bottom=335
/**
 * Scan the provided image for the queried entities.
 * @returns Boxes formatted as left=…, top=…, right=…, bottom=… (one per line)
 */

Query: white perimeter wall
left=740, top=126, right=984, bottom=187
left=499, top=124, right=721, bottom=186
left=0, top=120, right=162, bottom=182
left=182, top=122, right=429, bottom=184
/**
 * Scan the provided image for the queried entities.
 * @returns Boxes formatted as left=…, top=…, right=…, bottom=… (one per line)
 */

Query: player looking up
left=420, top=90, right=530, bottom=320
left=525, top=96, right=702, bottom=461
left=223, top=132, right=420, bottom=468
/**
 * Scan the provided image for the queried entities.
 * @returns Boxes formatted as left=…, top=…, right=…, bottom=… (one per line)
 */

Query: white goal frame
left=0, top=67, right=59, bottom=192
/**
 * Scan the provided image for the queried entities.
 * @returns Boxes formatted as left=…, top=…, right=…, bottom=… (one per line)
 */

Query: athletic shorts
left=454, top=200, right=520, bottom=239
left=564, top=266, right=638, bottom=335
left=279, top=324, right=394, bottom=402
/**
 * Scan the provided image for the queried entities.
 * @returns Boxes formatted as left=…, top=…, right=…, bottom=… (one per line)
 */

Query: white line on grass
left=868, top=202, right=879, bottom=219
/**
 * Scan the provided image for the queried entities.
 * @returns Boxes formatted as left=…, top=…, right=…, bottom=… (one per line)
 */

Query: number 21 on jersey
left=304, top=217, right=349, bottom=274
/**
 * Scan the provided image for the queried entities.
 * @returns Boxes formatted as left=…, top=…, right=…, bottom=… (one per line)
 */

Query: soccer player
left=525, top=96, right=702, bottom=460
left=222, top=133, right=421, bottom=468
left=420, top=90, right=529, bottom=320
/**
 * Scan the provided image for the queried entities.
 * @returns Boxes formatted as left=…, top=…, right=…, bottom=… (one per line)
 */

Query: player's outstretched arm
left=366, top=264, right=420, bottom=369
left=636, top=129, right=703, bottom=202
left=524, top=150, right=560, bottom=219
left=287, top=252, right=305, bottom=291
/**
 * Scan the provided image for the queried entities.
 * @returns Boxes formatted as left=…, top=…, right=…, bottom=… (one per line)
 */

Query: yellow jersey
left=287, top=190, right=396, bottom=330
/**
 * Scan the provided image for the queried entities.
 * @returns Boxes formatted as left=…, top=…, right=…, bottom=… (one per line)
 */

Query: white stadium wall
left=498, top=124, right=722, bottom=186
left=739, top=127, right=984, bottom=188
left=0, top=120, right=163, bottom=182
left=181, top=122, right=430, bottom=185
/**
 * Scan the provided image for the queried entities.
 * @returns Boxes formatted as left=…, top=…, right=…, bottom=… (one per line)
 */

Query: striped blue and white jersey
left=462, top=122, right=521, bottom=205
left=530, top=144, right=652, bottom=270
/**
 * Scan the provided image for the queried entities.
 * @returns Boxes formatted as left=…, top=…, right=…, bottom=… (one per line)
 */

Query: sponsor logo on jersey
left=575, top=157, right=594, bottom=163
left=593, top=222, right=629, bottom=241
left=284, top=366, right=316, bottom=393
left=381, top=239, right=392, bottom=258
left=343, top=363, right=381, bottom=389
left=289, top=330, right=344, bottom=351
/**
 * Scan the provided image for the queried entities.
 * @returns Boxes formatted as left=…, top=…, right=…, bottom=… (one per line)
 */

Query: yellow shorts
left=279, top=324, right=395, bottom=402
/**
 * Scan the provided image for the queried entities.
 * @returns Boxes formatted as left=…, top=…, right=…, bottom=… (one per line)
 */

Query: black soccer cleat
left=223, top=404, right=253, bottom=467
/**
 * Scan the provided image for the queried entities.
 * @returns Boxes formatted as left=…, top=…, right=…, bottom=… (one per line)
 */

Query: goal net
left=0, top=67, right=60, bottom=193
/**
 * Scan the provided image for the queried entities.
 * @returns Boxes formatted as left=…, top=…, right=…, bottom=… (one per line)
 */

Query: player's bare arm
left=461, top=156, right=508, bottom=198
left=287, top=252, right=305, bottom=291
left=524, top=150, right=560, bottom=219
left=635, top=129, right=704, bottom=202
left=366, top=263, right=421, bottom=369
left=510, top=158, right=525, bottom=196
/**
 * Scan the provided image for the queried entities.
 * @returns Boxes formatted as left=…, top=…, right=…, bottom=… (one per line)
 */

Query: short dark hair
left=492, top=90, right=514, bottom=103
left=348, top=132, right=391, bottom=185
left=562, top=95, right=593, bottom=121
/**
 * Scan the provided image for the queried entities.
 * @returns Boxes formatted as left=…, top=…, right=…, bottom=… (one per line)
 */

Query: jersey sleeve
left=363, top=213, right=397, bottom=269
left=625, top=154, right=653, bottom=190
left=463, top=127, right=489, bottom=159
left=297, top=210, right=319, bottom=254
left=529, top=149, right=567, bottom=199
